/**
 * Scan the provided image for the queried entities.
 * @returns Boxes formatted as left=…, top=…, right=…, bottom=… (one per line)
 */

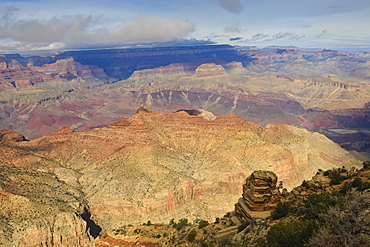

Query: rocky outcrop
left=0, top=66, right=47, bottom=90
left=0, top=129, right=26, bottom=142
left=176, top=109, right=216, bottom=120
left=15, top=213, right=94, bottom=247
left=225, top=61, right=248, bottom=75
left=31, top=57, right=108, bottom=80
left=235, top=171, right=281, bottom=222
left=0, top=187, right=94, bottom=247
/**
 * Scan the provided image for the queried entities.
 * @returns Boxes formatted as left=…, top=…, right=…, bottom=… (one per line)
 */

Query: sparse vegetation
left=187, top=229, right=197, bottom=242
left=172, top=218, right=189, bottom=231
left=198, top=220, right=209, bottom=229
left=362, top=161, right=370, bottom=171
left=308, top=191, right=370, bottom=247
left=143, top=220, right=153, bottom=226
left=271, top=202, right=292, bottom=220
left=326, top=168, right=349, bottom=185
left=256, top=220, right=316, bottom=247
left=93, top=166, right=370, bottom=247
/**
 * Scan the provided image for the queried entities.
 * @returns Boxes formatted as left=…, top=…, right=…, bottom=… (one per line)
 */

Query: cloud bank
left=0, top=6, right=195, bottom=53
left=267, top=32, right=306, bottom=41
left=230, top=31, right=306, bottom=44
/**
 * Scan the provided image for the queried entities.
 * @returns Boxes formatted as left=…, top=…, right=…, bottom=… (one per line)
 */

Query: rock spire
left=235, top=171, right=281, bottom=222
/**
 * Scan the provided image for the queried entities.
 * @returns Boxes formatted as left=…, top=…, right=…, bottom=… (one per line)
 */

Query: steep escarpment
left=0, top=108, right=361, bottom=245
left=55, top=44, right=252, bottom=79
left=0, top=131, right=95, bottom=246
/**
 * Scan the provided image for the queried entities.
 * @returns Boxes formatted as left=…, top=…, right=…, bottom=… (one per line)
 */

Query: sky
left=0, top=0, right=370, bottom=54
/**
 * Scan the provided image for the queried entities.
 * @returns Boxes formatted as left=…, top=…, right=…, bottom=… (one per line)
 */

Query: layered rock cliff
left=0, top=108, right=361, bottom=245
left=1, top=45, right=370, bottom=156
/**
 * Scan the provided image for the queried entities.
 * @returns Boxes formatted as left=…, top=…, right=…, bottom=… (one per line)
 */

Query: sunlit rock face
left=0, top=107, right=361, bottom=245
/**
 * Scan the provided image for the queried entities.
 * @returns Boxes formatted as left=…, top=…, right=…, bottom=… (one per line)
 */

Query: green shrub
left=200, top=242, right=208, bottom=247
left=187, top=229, right=197, bottom=242
left=237, top=221, right=250, bottom=232
left=303, top=192, right=341, bottom=220
left=198, top=220, right=209, bottom=229
left=301, top=180, right=309, bottom=188
left=340, top=181, right=352, bottom=195
left=352, top=177, right=363, bottom=188
left=358, top=181, right=370, bottom=191
left=255, top=238, right=269, bottom=247
left=143, top=220, right=152, bottom=226
left=257, top=220, right=316, bottom=247
left=328, top=169, right=348, bottom=185
left=271, top=202, right=292, bottom=220
left=173, top=218, right=188, bottom=231
left=323, top=170, right=332, bottom=176
left=361, top=161, right=370, bottom=171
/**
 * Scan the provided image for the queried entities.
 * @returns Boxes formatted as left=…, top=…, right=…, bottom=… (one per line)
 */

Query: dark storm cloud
left=229, top=37, right=243, bottom=41
left=250, top=33, right=269, bottom=41
left=219, top=0, right=243, bottom=14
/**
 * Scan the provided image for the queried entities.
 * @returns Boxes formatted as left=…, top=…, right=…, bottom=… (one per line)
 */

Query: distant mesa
left=195, top=63, right=228, bottom=77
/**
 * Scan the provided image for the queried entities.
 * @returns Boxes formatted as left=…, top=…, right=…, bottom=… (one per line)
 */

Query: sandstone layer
left=0, top=108, right=361, bottom=245
left=235, top=171, right=280, bottom=222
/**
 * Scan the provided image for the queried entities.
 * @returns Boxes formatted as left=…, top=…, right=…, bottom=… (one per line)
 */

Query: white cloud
left=0, top=7, right=195, bottom=53
left=89, top=14, right=195, bottom=44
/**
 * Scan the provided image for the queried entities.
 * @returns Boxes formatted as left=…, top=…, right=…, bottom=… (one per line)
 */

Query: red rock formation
left=235, top=171, right=281, bottom=222
left=31, top=57, right=105, bottom=78
left=0, top=129, right=25, bottom=142
left=0, top=108, right=361, bottom=245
